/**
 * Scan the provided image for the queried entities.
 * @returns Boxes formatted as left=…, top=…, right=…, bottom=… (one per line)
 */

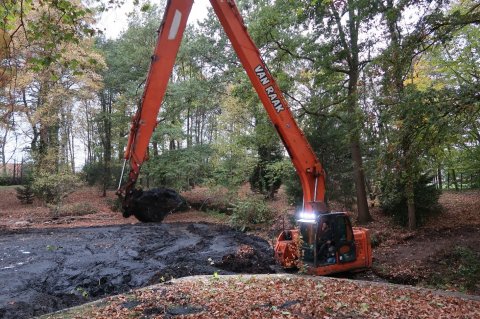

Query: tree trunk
left=69, top=123, right=75, bottom=173
left=406, top=178, right=416, bottom=230
left=330, top=0, right=372, bottom=223
left=451, top=169, right=458, bottom=191
left=187, top=106, right=192, bottom=148
left=351, top=136, right=372, bottom=223
left=100, top=91, right=112, bottom=197
left=385, top=0, right=418, bottom=229
left=0, top=124, right=8, bottom=174
left=152, top=141, right=159, bottom=156
left=84, top=101, right=93, bottom=164
left=437, top=167, right=442, bottom=190
left=347, top=71, right=371, bottom=224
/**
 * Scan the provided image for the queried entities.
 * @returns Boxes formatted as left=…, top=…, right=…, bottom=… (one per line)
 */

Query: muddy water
left=0, top=223, right=274, bottom=319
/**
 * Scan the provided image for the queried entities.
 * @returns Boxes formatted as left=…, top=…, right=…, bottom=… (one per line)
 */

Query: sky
left=97, top=0, right=210, bottom=39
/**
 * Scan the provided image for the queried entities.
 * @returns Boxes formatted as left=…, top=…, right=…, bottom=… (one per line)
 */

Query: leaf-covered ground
left=2, top=186, right=480, bottom=317
left=41, top=275, right=480, bottom=319
left=368, top=190, right=480, bottom=293
left=0, top=186, right=137, bottom=230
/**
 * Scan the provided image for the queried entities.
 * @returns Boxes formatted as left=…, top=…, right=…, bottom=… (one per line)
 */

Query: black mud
left=123, top=188, right=189, bottom=222
left=0, top=223, right=274, bottom=319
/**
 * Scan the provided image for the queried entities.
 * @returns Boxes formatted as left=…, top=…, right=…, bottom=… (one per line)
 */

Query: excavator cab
left=298, top=213, right=357, bottom=266
left=275, top=211, right=371, bottom=275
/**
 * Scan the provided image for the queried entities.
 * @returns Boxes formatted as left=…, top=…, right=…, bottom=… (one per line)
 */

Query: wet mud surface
left=0, top=223, right=274, bottom=319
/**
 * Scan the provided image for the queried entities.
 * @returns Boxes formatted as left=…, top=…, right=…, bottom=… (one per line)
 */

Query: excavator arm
left=117, top=0, right=194, bottom=211
left=117, top=0, right=326, bottom=216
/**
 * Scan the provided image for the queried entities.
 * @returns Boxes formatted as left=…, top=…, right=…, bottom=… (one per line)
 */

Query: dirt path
left=0, top=223, right=274, bottom=319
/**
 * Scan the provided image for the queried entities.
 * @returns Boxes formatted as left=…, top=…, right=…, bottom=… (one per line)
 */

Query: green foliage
left=81, top=161, right=123, bottom=189
left=81, top=162, right=104, bottom=186
left=1, top=0, right=98, bottom=72
left=230, top=195, right=273, bottom=231
left=75, top=286, right=89, bottom=299
left=283, top=163, right=303, bottom=208
left=210, top=144, right=257, bottom=189
left=305, top=116, right=355, bottom=206
left=0, top=175, right=17, bottom=186
left=380, top=175, right=441, bottom=227
left=31, top=171, right=83, bottom=216
left=143, top=145, right=213, bottom=191
left=452, top=247, right=480, bottom=292
left=46, top=245, right=60, bottom=251
left=249, top=145, right=284, bottom=198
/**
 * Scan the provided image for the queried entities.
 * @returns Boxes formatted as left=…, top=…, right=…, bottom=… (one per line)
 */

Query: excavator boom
left=117, top=0, right=194, bottom=211
left=118, top=0, right=325, bottom=213
left=209, top=0, right=326, bottom=212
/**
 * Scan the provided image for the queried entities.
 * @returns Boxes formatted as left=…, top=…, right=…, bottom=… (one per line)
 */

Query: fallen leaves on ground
left=42, top=275, right=480, bottom=319
left=429, top=190, right=480, bottom=229
left=368, top=190, right=480, bottom=292
left=0, top=187, right=137, bottom=230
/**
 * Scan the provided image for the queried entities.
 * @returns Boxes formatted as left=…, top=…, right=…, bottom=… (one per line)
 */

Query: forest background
left=0, top=0, right=479, bottom=230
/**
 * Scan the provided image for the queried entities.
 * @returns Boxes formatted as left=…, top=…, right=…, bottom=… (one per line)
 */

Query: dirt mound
left=217, top=244, right=273, bottom=273
left=123, top=188, right=189, bottom=222
left=0, top=223, right=274, bottom=319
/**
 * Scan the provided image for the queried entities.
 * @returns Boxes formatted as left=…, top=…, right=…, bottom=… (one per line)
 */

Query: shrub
left=31, top=171, right=83, bottom=217
left=230, top=195, right=273, bottom=231
left=282, top=164, right=303, bottom=208
left=380, top=174, right=441, bottom=227
left=81, top=162, right=104, bottom=186
left=427, top=246, right=480, bottom=293
left=453, top=246, right=480, bottom=292
left=16, top=184, right=35, bottom=204
left=106, top=197, right=123, bottom=212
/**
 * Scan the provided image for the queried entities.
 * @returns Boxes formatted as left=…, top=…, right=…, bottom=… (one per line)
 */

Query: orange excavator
left=116, top=0, right=372, bottom=275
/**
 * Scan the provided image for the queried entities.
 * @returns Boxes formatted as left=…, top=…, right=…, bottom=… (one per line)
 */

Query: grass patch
left=0, top=185, right=19, bottom=190
left=58, top=202, right=97, bottom=217
left=205, top=209, right=229, bottom=222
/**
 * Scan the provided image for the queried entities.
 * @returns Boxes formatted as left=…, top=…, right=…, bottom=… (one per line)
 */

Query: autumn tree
left=1, top=0, right=103, bottom=212
left=376, top=0, right=480, bottom=229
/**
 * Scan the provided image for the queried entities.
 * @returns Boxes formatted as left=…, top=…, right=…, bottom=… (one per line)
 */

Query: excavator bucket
left=122, top=188, right=189, bottom=222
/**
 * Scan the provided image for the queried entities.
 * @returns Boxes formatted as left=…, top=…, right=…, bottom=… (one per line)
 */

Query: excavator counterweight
left=117, top=0, right=372, bottom=275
